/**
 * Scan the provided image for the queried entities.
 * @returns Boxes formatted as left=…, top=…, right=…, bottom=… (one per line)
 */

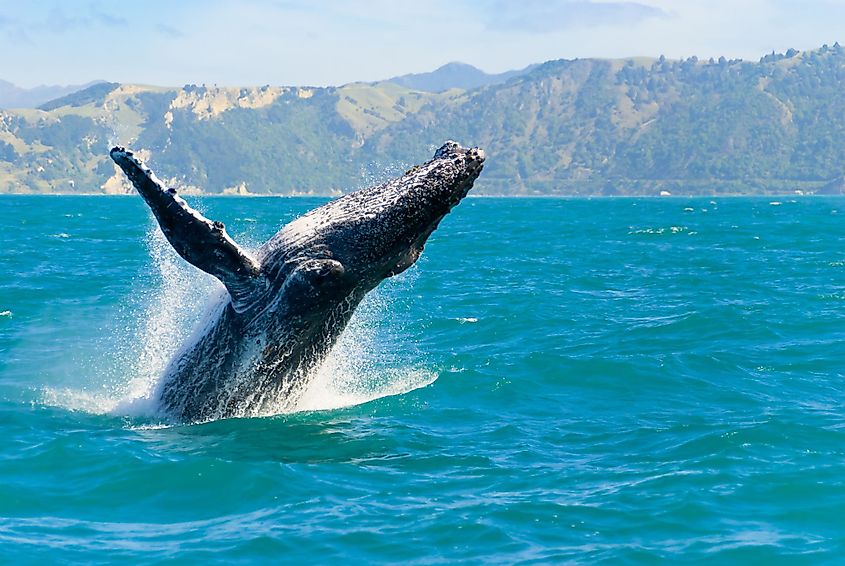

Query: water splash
left=116, top=227, right=219, bottom=414
left=44, top=221, right=435, bottom=420
left=290, top=274, right=436, bottom=413
left=42, top=225, right=216, bottom=416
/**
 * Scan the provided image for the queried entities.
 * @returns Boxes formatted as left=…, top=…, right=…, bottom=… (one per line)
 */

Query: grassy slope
left=2, top=46, right=845, bottom=195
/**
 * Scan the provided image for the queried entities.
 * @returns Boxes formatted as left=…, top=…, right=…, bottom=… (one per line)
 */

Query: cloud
left=270, top=0, right=318, bottom=12
left=91, top=11, right=128, bottom=27
left=0, top=13, right=32, bottom=43
left=484, top=0, right=667, bottom=33
left=42, top=7, right=79, bottom=33
left=155, top=23, right=186, bottom=39
left=22, top=5, right=128, bottom=34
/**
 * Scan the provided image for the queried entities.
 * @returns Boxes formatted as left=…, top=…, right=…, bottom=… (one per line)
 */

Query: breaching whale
left=110, top=141, right=485, bottom=422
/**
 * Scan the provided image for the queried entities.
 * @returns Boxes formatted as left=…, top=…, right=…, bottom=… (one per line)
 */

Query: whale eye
left=312, top=260, right=345, bottom=285
left=282, top=259, right=348, bottom=301
left=298, top=259, right=346, bottom=288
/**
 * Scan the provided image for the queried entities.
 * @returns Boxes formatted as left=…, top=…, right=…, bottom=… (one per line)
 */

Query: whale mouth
left=462, top=147, right=486, bottom=181
left=468, top=147, right=486, bottom=165
left=448, top=148, right=485, bottom=207
left=389, top=245, right=423, bottom=277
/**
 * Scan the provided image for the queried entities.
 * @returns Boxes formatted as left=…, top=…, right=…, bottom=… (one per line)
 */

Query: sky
left=1, top=0, right=845, bottom=88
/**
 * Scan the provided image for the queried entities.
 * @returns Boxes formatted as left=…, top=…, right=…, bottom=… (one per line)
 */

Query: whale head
left=264, top=141, right=485, bottom=297
left=311, top=140, right=485, bottom=287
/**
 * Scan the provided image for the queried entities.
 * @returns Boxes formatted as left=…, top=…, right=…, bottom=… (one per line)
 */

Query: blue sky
left=1, top=0, right=844, bottom=87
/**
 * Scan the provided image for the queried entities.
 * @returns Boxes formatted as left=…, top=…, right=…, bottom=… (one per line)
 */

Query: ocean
left=2, top=195, right=845, bottom=563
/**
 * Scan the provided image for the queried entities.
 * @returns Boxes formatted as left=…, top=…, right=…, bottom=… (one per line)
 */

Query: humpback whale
left=110, top=141, right=485, bottom=422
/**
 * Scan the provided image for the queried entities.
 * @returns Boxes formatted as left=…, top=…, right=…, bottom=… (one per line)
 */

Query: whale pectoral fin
left=110, top=147, right=264, bottom=313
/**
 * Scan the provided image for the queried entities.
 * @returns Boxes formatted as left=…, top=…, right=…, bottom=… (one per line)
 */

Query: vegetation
left=3, top=45, right=845, bottom=195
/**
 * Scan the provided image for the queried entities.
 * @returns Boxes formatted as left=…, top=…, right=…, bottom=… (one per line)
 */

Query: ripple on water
left=3, top=196, right=845, bottom=561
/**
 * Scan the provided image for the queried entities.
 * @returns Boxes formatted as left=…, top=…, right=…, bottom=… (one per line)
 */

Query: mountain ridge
left=0, top=80, right=107, bottom=110
left=2, top=46, right=845, bottom=196
left=381, top=62, right=536, bottom=92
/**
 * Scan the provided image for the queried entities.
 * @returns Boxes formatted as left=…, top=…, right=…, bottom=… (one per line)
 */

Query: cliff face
left=3, top=46, right=845, bottom=195
left=0, top=80, right=452, bottom=194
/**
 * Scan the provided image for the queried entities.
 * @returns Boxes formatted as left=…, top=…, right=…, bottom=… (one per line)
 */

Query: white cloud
left=0, top=0, right=843, bottom=87
left=483, top=0, right=667, bottom=32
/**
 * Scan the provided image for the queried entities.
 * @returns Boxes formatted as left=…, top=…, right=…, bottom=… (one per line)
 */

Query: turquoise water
left=2, top=195, right=845, bottom=563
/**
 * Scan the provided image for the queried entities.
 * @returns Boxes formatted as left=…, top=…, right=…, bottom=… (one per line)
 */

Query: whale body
left=110, top=142, right=485, bottom=422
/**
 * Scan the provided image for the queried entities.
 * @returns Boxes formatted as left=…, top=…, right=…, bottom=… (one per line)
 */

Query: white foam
left=41, top=386, right=126, bottom=415
left=295, top=367, right=437, bottom=412
left=291, top=279, right=436, bottom=413
left=250, top=266, right=436, bottom=416
left=40, top=224, right=217, bottom=417
left=113, top=226, right=220, bottom=416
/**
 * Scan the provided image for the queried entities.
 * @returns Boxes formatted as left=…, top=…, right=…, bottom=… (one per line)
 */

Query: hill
left=0, top=79, right=107, bottom=110
left=2, top=46, right=845, bottom=195
left=382, top=62, right=535, bottom=92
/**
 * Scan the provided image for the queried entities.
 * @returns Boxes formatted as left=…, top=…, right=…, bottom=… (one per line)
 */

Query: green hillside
left=3, top=45, right=845, bottom=195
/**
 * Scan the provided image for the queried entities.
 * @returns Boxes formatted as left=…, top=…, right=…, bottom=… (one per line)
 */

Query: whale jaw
left=282, top=141, right=486, bottom=289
